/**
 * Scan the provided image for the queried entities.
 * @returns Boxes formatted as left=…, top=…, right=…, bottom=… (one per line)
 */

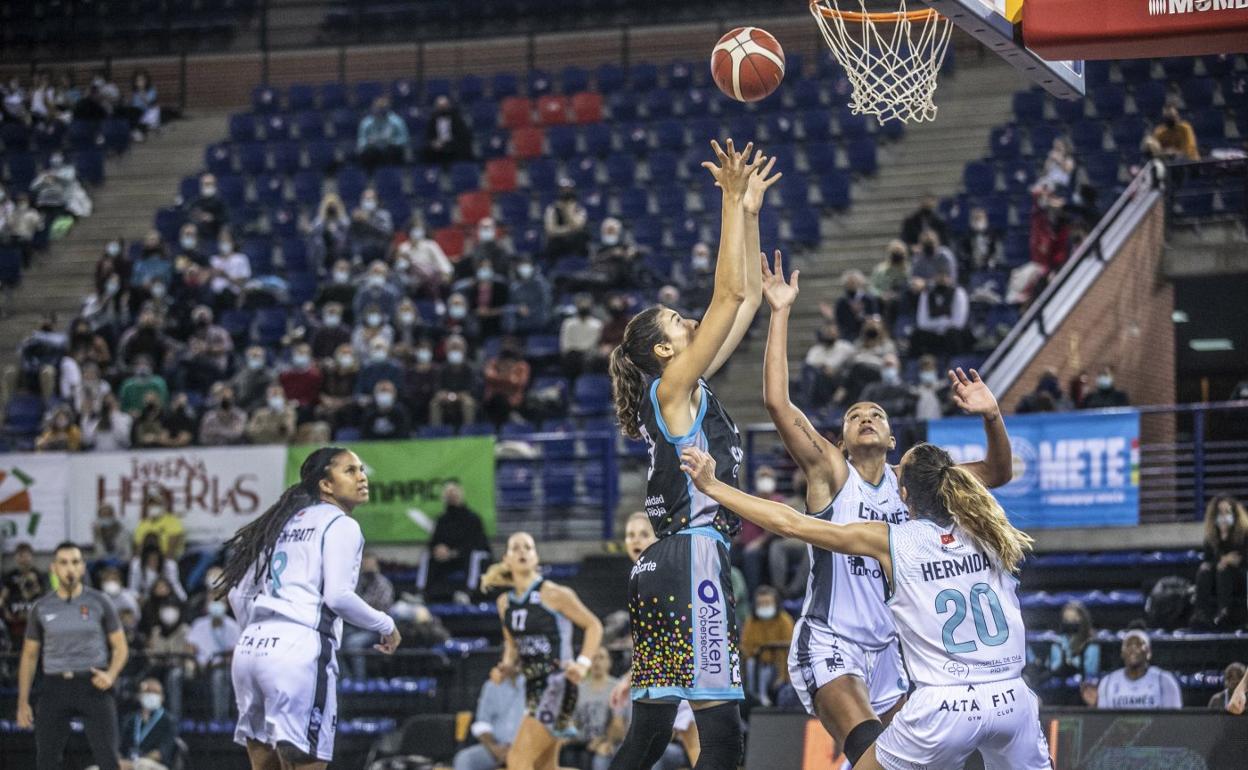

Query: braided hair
left=214, top=446, right=348, bottom=599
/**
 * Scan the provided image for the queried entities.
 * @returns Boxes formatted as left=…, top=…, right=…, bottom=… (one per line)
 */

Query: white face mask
left=601, top=231, right=620, bottom=247
left=755, top=477, right=777, bottom=495
left=919, top=370, right=938, bottom=386
left=369, top=348, right=388, bottom=362
left=409, top=228, right=425, bottom=241
left=1217, top=513, right=1235, bottom=529
left=158, top=607, right=180, bottom=627
left=395, top=258, right=410, bottom=273
left=1097, top=375, right=1113, bottom=389
left=478, top=226, right=496, bottom=243
left=476, top=267, right=494, bottom=281
left=756, top=605, right=777, bottom=620
left=149, top=283, right=167, bottom=299
left=337, top=354, right=355, bottom=368
left=333, top=270, right=351, bottom=284
left=398, top=311, right=416, bottom=326
left=881, top=367, right=900, bottom=384
left=691, top=255, right=710, bottom=271
left=292, top=353, right=311, bottom=368
left=217, top=242, right=232, bottom=255
left=201, top=185, right=217, bottom=197
left=415, top=348, right=433, bottom=364
left=180, top=236, right=196, bottom=250
left=267, top=396, right=285, bottom=411
left=139, top=693, right=163, bottom=712
left=106, top=276, right=121, bottom=293
left=448, top=304, right=467, bottom=320
left=446, top=350, right=465, bottom=365
left=367, top=274, right=386, bottom=288
left=516, top=264, right=534, bottom=280
left=102, top=580, right=121, bottom=595
left=207, top=600, right=227, bottom=619
left=247, top=357, right=265, bottom=370
left=376, top=392, right=395, bottom=408
left=106, top=242, right=121, bottom=257
left=323, top=313, right=342, bottom=328
left=361, top=198, right=377, bottom=212
left=366, top=313, right=382, bottom=327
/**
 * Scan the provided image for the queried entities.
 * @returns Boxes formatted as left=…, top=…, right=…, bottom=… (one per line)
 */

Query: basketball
left=711, top=27, right=785, bottom=103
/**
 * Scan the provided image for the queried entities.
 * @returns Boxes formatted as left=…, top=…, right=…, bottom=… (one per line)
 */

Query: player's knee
left=691, top=703, right=742, bottom=766
left=843, top=719, right=885, bottom=766
left=276, top=740, right=317, bottom=765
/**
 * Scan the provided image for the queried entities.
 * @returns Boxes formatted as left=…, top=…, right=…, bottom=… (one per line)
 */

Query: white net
left=810, top=0, right=953, bottom=124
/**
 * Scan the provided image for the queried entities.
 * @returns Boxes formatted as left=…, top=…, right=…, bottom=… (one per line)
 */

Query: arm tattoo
left=794, top=418, right=824, bottom=455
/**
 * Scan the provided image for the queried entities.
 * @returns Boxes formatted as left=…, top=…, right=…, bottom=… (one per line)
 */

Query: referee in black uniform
left=16, top=541, right=129, bottom=770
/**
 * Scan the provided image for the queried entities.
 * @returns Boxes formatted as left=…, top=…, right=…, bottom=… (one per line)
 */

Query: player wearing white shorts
left=759, top=255, right=1015, bottom=766
left=215, top=447, right=402, bottom=769
left=678, top=441, right=1051, bottom=770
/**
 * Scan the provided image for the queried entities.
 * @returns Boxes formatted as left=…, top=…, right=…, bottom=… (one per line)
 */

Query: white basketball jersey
left=799, top=463, right=905, bottom=648
left=240, top=502, right=359, bottom=643
left=887, top=518, right=1027, bottom=686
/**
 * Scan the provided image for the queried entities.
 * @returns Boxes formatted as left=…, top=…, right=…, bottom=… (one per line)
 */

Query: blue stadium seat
left=280, top=238, right=309, bottom=273
left=295, top=110, right=325, bottom=140
left=652, top=120, right=685, bottom=151
left=218, top=174, right=247, bottom=210
left=620, top=123, right=649, bottom=155
left=288, top=272, right=318, bottom=304
left=353, top=80, right=386, bottom=109
left=1070, top=120, right=1106, bottom=154
left=1161, top=57, right=1196, bottom=82
left=776, top=173, right=811, bottom=208
left=1091, top=84, right=1125, bottom=119
left=469, top=101, right=498, bottom=133
left=1053, top=96, right=1084, bottom=124
left=595, top=63, right=625, bottom=94
left=542, top=468, right=577, bottom=505
left=525, top=334, right=560, bottom=360
left=305, top=140, right=337, bottom=172
left=229, top=113, right=258, bottom=142
left=101, top=118, right=131, bottom=153
left=989, top=125, right=1021, bottom=160
left=527, top=70, right=554, bottom=98
left=604, top=153, right=636, bottom=187
left=252, top=86, right=280, bottom=113
left=547, top=125, right=578, bottom=158
left=802, top=109, right=834, bottom=144
left=3, top=394, right=44, bottom=441
left=789, top=207, right=821, bottom=248
left=320, top=83, right=348, bottom=111
left=293, top=171, right=323, bottom=206
left=491, top=73, right=519, bottom=99
left=288, top=84, right=316, bottom=111
left=561, top=66, right=590, bottom=94
left=1180, top=77, right=1217, bottom=111
left=337, top=166, right=368, bottom=204
left=271, top=141, right=300, bottom=175
left=263, top=113, right=291, bottom=142
left=629, top=63, right=659, bottom=92
left=239, top=141, right=268, bottom=175
left=606, top=92, right=638, bottom=122
left=847, top=138, right=877, bottom=175
left=252, top=308, right=289, bottom=345
left=837, top=108, right=870, bottom=140
left=583, top=123, right=613, bottom=157
left=1012, top=90, right=1045, bottom=124
left=526, top=158, right=558, bottom=192
left=1191, top=108, right=1226, bottom=140
left=497, top=464, right=536, bottom=506
left=1028, top=124, right=1060, bottom=157
left=646, top=151, right=679, bottom=183
left=74, top=149, right=104, bottom=185
left=334, top=427, right=362, bottom=442
left=818, top=170, right=851, bottom=210
left=242, top=236, right=274, bottom=274
left=423, top=200, right=451, bottom=229
left=566, top=157, right=598, bottom=190
left=219, top=308, right=254, bottom=341
left=666, top=60, right=695, bottom=90
left=0, top=245, right=22, bottom=289
left=255, top=174, right=286, bottom=208
left=617, top=188, right=650, bottom=220
left=643, top=88, right=674, bottom=119
left=1201, top=54, right=1235, bottom=78
left=1084, top=153, right=1120, bottom=189
left=682, top=88, right=712, bottom=118
left=495, top=191, right=530, bottom=226
left=1132, top=80, right=1168, bottom=118
left=963, top=161, right=995, bottom=197
left=330, top=108, right=359, bottom=140
left=792, top=80, right=824, bottom=110
left=767, top=114, right=798, bottom=144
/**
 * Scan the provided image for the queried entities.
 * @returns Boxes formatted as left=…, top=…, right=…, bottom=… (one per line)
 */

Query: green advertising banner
left=286, top=438, right=496, bottom=543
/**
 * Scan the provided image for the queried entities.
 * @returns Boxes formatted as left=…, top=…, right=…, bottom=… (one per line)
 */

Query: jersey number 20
left=935, top=583, right=1009, bottom=654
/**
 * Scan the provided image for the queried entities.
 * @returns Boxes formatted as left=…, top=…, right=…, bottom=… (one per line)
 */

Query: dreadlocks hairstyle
left=901, top=442, right=1034, bottom=574
left=609, top=306, right=668, bottom=440
left=214, top=446, right=348, bottom=599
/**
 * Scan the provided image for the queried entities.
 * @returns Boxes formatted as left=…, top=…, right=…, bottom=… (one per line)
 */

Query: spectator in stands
left=398, top=341, right=440, bottom=427
left=352, top=302, right=396, bottom=357
left=427, top=482, right=491, bottom=599
left=741, top=585, right=794, bottom=706
left=424, top=95, right=474, bottom=166
left=392, top=298, right=424, bottom=347
left=393, top=215, right=453, bottom=295
left=317, top=343, right=360, bottom=428
left=1079, top=365, right=1129, bottom=409
left=910, top=227, right=959, bottom=286
left=124, top=69, right=160, bottom=142
left=208, top=230, right=250, bottom=308
left=1194, top=496, right=1248, bottom=630
left=959, top=206, right=1003, bottom=275
left=361, top=379, right=411, bottom=440
left=186, top=173, right=228, bottom=241
left=356, top=96, right=408, bottom=173
left=69, top=318, right=111, bottom=371
left=656, top=284, right=690, bottom=319
left=307, top=194, right=352, bottom=274
left=186, top=598, right=240, bottom=721
left=245, top=384, right=296, bottom=445
left=680, top=244, right=716, bottom=315
left=159, top=392, right=195, bottom=448
left=913, top=355, right=946, bottom=421
left=1016, top=369, right=1075, bottom=413
left=173, top=223, right=206, bottom=269
left=179, top=304, right=232, bottom=388
left=1035, top=138, right=1077, bottom=196
left=507, top=254, right=553, bottom=335
left=279, top=342, right=322, bottom=416
left=443, top=292, right=482, bottom=346
left=129, top=540, right=186, bottom=602
left=870, top=240, right=912, bottom=323
left=75, top=359, right=111, bottom=417
left=805, top=321, right=855, bottom=407
left=131, top=392, right=169, bottom=449
left=133, top=489, right=185, bottom=560
left=225, top=346, right=272, bottom=412
left=310, top=302, right=351, bottom=360
left=901, top=193, right=948, bottom=247
left=1029, top=185, right=1071, bottom=278
left=734, top=466, right=781, bottom=596
left=573, top=647, right=623, bottom=770
left=5, top=192, right=45, bottom=267
left=31, top=151, right=91, bottom=221
left=1151, top=104, right=1199, bottom=162
left=1230, top=378, right=1248, bottom=401
left=912, top=264, right=970, bottom=357
left=118, top=677, right=177, bottom=770
left=144, top=597, right=192, bottom=718
left=198, top=383, right=247, bottom=445
left=8, top=314, right=66, bottom=400
left=560, top=294, right=603, bottom=380
left=350, top=188, right=394, bottom=263
left=859, top=353, right=916, bottom=418
left=1047, top=601, right=1101, bottom=684
left=454, top=668, right=525, bottom=770
left=316, top=260, right=359, bottom=318
left=592, top=216, right=643, bottom=289
left=482, top=338, right=531, bottom=428
left=543, top=179, right=590, bottom=260
left=357, top=337, right=403, bottom=396
left=829, top=269, right=880, bottom=340
left=465, top=218, right=514, bottom=281
left=1209, top=662, right=1244, bottom=711
left=766, top=469, right=811, bottom=601
left=454, top=256, right=510, bottom=340
left=131, top=230, right=173, bottom=293
left=341, top=552, right=395, bottom=680
left=92, top=504, right=133, bottom=564
left=2, top=543, right=47, bottom=640
left=97, top=564, right=140, bottom=617
left=118, top=354, right=169, bottom=413
left=429, top=335, right=478, bottom=427
left=1093, top=631, right=1182, bottom=709
left=353, top=260, right=401, bottom=322
left=35, top=404, right=81, bottom=451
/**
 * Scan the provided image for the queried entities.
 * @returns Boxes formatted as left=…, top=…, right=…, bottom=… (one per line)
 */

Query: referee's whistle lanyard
left=133, top=708, right=164, bottom=758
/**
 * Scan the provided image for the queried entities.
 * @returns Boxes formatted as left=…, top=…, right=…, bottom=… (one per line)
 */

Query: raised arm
left=948, top=368, right=1013, bottom=488
left=760, top=250, right=849, bottom=505
left=704, top=154, right=782, bottom=380
left=657, top=140, right=756, bottom=406
left=681, top=446, right=890, bottom=572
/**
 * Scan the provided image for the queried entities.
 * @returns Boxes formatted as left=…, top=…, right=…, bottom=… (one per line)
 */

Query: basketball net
left=810, top=0, right=952, bottom=124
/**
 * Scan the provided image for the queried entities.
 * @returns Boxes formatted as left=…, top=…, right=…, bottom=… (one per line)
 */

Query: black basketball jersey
left=504, top=578, right=572, bottom=678
left=638, top=377, right=742, bottom=539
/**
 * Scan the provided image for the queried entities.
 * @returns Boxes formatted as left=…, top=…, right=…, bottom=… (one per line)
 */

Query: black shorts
left=523, top=665, right=578, bottom=737
left=628, top=527, right=743, bottom=702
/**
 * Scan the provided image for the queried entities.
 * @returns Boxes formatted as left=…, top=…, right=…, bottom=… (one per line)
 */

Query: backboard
left=922, top=0, right=1086, bottom=99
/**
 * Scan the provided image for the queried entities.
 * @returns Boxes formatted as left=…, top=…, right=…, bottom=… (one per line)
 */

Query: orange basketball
left=711, top=27, right=786, bottom=103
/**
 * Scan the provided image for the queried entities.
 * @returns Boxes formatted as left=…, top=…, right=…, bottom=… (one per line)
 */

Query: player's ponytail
left=214, top=446, right=347, bottom=599
left=610, top=306, right=666, bottom=440
left=902, top=443, right=1033, bottom=574
left=479, top=562, right=515, bottom=591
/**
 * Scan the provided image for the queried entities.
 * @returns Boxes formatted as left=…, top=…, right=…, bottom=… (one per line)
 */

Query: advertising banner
left=286, top=437, right=496, bottom=543
left=0, top=453, right=70, bottom=552
left=67, top=446, right=288, bottom=545
left=927, top=410, right=1140, bottom=529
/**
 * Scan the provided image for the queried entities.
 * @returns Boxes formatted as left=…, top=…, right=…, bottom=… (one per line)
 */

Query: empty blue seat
left=606, top=92, right=638, bottom=122
left=496, top=192, right=530, bottom=226
left=336, top=166, right=368, bottom=203
left=1110, top=114, right=1147, bottom=150
left=653, top=186, right=686, bottom=216
left=789, top=207, right=821, bottom=247
left=629, top=63, right=658, bottom=92
left=491, top=72, right=519, bottom=99
left=330, top=108, right=359, bottom=139
left=229, top=112, right=258, bottom=142
left=617, top=188, right=650, bottom=220
left=101, top=118, right=131, bottom=153
left=1180, top=77, right=1216, bottom=111
left=819, top=170, right=851, bottom=210
left=263, top=113, right=291, bottom=141
left=425, top=78, right=452, bottom=101
left=847, top=138, right=877, bottom=175
left=242, top=236, right=274, bottom=274
left=653, top=120, right=685, bottom=151
left=1012, top=90, right=1045, bottom=124
left=448, top=161, right=480, bottom=194
left=547, top=125, right=578, bottom=158
left=571, top=374, right=612, bottom=416
left=776, top=173, right=811, bottom=208
left=320, top=83, right=347, bottom=110
left=252, top=86, right=280, bottom=113
left=605, top=153, right=636, bottom=187
left=1119, top=58, right=1154, bottom=82
left=526, top=334, right=560, bottom=360
left=252, top=308, right=288, bottom=345
left=0, top=245, right=22, bottom=288
left=288, top=84, right=316, bottom=111
left=1190, top=108, right=1225, bottom=140
left=74, top=149, right=104, bottom=185
left=469, top=101, right=498, bottom=133
left=292, top=171, right=323, bottom=206
left=1161, top=57, right=1196, bottom=81
left=567, top=157, right=598, bottom=190
left=218, top=174, right=247, bottom=210
left=526, top=158, right=558, bottom=192
left=682, top=88, right=712, bottom=118
left=3, top=394, right=44, bottom=438
left=1092, top=84, right=1126, bottom=119
left=1133, top=80, right=1169, bottom=118
left=1083, top=153, right=1120, bottom=189
left=643, top=88, right=674, bottom=119
left=295, top=110, right=324, bottom=140
left=646, top=151, right=679, bottom=183
left=527, top=69, right=553, bottom=97
left=305, top=140, right=337, bottom=172
left=254, top=174, right=286, bottom=208
left=583, top=123, right=613, bottom=157
left=1053, top=97, right=1084, bottom=124
left=1070, top=120, right=1105, bottom=154
left=560, top=66, right=589, bottom=94
left=792, top=80, right=824, bottom=110
left=457, top=75, right=484, bottom=105
left=239, top=142, right=268, bottom=175
left=595, top=63, right=625, bottom=94
left=288, top=272, right=317, bottom=304
left=1028, top=124, right=1060, bottom=157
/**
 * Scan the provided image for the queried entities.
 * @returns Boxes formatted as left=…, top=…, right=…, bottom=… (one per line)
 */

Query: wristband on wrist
left=576, top=655, right=592, bottom=669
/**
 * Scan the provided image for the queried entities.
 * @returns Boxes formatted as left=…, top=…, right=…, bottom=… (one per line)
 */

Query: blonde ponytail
left=610, top=307, right=667, bottom=441
left=939, top=465, right=1033, bottom=574
left=480, top=562, right=515, bottom=591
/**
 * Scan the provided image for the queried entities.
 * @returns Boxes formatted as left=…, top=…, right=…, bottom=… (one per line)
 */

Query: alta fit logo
left=1149, top=0, right=1248, bottom=15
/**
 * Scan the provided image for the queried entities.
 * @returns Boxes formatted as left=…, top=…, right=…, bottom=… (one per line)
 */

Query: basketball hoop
left=810, top=0, right=953, bottom=124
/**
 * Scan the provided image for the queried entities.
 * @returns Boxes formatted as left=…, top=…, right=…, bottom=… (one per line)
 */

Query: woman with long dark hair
left=216, top=447, right=401, bottom=769
left=606, top=139, right=778, bottom=770
left=1194, top=495, right=1248, bottom=629
left=679, top=442, right=1050, bottom=770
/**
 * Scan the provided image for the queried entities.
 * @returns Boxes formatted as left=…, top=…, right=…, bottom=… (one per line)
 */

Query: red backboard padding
left=1023, top=0, right=1248, bottom=59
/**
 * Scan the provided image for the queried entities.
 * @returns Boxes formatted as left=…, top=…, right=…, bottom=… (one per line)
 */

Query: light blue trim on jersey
left=509, top=576, right=544, bottom=604
left=632, top=686, right=744, bottom=702
left=313, top=513, right=345, bottom=637
left=549, top=605, right=575, bottom=663
left=648, top=378, right=708, bottom=445
left=676, top=525, right=729, bottom=548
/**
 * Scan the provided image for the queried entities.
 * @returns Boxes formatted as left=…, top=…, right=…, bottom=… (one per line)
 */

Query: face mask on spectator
left=208, top=600, right=227, bottom=619
left=149, top=283, right=166, bottom=299
left=337, top=353, right=355, bottom=368
left=446, top=350, right=465, bottom=366
left=1097, top=374, right=1113, bottom=389
left=247, top=356, right=265, bottom=370
left=139, top=693, right=163, bottom=711
left=366, top=313, right=383, bottom=327
left=409, top=227, right=425, bottom=241
left=376, top=392, right=395, bottom=409
left=415, top=348, right=433, bottom=364
left=267, top=395, right=285, bottom=411
left=369, top=347, right=388, bottom=362
left=881, top=366, right=900, bottom=384
left=756, top=604, right=777, bottom=620
left=601, top=231, right=620, bottom=247
left=691, top=255, right=711, bottom=272
left=323, top=313, right=342, bottom=328
left=398, top=311, right=416, bottom=326
left=448, top=304, right=467, bottom=320
left=367, top=273, right=385, bottom=288
left=201, top=183, right=217, bottom=197
left=180, top=235, right=196, bottom=250
left=106, top=276, right=121, bottom=293
left=102, top=579, right=121, bottom=595
left=217, top=241, right=232, bottom=255
left=292, top=353, right=311, bottom=369
left=755, top=476, right=776, bottom=495
left=516, top=263, right=534, bottom=280
left=395, top=258, right=410, bottom=273
left=971, top=216, right=988, bottom=232
left=361, top=198, right=378, bottom=212
left=333, top=269, right=351, bottom=284
left=476, top=266, right=494, bottom=281
left=106, top=242, right=121, bottom=257
left=478, top=224, right=496, bottom=243
left=159, top=607, right=180, bottom=627
left=919, top=370, right=938, bottom=386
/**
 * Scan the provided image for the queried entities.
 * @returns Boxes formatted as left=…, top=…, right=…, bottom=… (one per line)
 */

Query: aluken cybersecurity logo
left=1149, top=0, right=1248, bottom=15
left=697, top=579, right=725, bottom=675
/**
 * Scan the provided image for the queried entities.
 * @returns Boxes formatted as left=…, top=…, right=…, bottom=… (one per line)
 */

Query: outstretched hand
left=761, top=250, right=799, bottom=311
left=679, top=446, right=719, bottom=492
left=948, top=368, right=1000, bottom=418
left=701, top=139, right=755, bottom=197
left=743, top=153, right=782, bottom=214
